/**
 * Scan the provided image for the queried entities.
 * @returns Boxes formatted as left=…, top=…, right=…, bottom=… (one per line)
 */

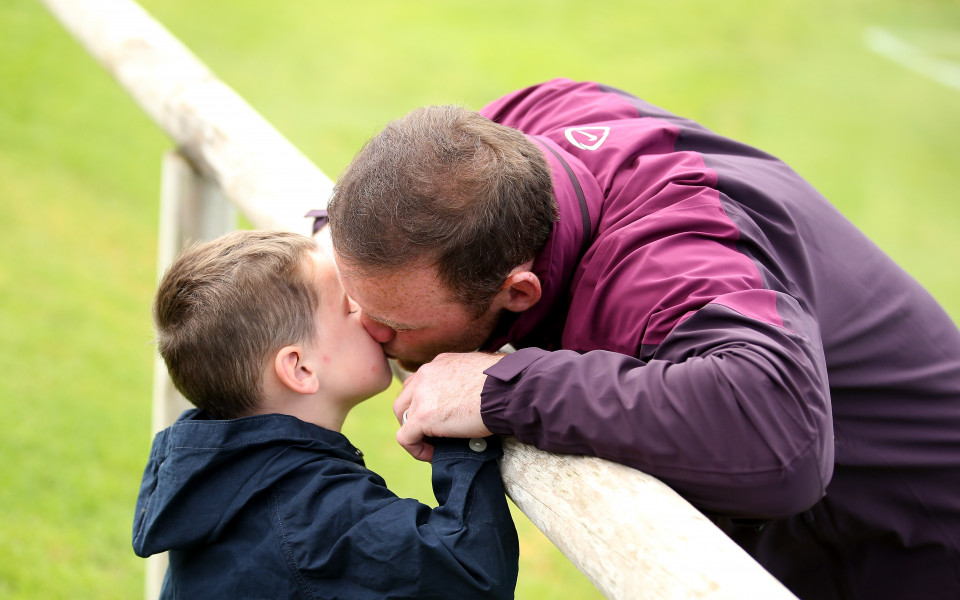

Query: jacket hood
left=132, top=409, right=363, bottom=557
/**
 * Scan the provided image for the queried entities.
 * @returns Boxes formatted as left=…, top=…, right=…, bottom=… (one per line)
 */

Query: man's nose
left=360, top=312, right=396, bottom=343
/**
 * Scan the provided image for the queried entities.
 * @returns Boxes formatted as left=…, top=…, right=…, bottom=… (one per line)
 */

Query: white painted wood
left=40, top=2, right=799, bottom=598
left=145, top=151, right=236, bottom=599
left=152, top=150, right=235, bottom=432
left=39, top=0, right=332, bottom=234
left=500, top=438, right=797, bottom=599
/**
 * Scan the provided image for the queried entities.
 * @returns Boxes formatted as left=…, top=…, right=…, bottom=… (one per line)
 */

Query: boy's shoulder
left=165, top=409, right=363, bottom=456
left=147, top=409, right=374, bottom=503
left=136, top=409, right=378, bottom=549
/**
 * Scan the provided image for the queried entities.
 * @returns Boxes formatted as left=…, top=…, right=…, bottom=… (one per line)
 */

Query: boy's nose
left=360, top=312, right=396, bottom=344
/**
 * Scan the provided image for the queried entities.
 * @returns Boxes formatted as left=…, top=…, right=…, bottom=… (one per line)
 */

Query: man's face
left=335, top=257, right=503, bottom=372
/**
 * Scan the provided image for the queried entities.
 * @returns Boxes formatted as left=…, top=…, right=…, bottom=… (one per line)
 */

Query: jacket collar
left=484, top=136, right=600, bottom=350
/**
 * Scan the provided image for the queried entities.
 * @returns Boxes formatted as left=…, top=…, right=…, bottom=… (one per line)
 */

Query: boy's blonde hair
left=153, top=230, right=320, bottom=419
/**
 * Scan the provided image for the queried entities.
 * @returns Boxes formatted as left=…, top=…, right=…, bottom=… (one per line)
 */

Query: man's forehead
left=338, top=256, right=437, bottom=293
left=338, top=261, right=460, bottom=323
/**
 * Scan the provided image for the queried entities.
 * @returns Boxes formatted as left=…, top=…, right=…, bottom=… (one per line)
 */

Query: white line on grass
left=865, top=27, right=960, bottom=92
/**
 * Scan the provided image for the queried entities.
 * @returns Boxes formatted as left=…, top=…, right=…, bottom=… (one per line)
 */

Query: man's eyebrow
left=368, top=314, right=418, bottom=331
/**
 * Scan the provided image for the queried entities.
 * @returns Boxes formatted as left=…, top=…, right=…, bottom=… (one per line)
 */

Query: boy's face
left=308, top=251, right=394, bottom=404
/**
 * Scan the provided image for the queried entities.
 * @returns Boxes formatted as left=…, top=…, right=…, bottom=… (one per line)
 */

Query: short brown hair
left=328, top=105, right=557, bottom=313
left=153, top=230, right=320, bottom=419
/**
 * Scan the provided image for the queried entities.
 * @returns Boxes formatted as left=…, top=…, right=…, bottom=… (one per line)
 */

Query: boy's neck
left=251, top=399, right=351, bottom=432
left=256, top=376, right=354, bottom=432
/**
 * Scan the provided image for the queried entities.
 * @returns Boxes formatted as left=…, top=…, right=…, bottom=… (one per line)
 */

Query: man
left=322, top=78, right=960, bottom=599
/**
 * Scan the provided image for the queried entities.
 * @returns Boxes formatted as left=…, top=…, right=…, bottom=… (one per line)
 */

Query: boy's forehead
left=306, top=250, right=339, bottom=286
left=310, top=248, right=336, bottom=269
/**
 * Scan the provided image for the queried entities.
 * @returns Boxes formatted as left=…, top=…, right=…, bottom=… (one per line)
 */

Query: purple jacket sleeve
left=481, top=293, right=833, bottom=520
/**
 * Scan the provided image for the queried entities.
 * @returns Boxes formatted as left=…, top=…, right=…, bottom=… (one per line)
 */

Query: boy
left=133, top=230, right=519, bottom=599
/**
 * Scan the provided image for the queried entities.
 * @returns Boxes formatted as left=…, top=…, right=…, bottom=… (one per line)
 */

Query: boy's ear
left=500, top=269, right=541, bottom=313
left=274, top=346, right=320, bottom=395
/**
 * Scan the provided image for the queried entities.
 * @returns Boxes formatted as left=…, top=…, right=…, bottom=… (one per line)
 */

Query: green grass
left=1, top=0, right=958, bottom=598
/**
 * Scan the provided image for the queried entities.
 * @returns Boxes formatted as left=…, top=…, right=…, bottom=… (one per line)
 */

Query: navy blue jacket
left=133, top=410, right=518, bottom=599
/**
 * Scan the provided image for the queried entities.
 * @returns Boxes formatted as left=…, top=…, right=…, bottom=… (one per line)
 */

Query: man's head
left=328, top=105, right=558, bottom=369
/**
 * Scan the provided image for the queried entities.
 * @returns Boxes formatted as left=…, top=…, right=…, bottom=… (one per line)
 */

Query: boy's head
left=153, top=230, right=392, bottom=422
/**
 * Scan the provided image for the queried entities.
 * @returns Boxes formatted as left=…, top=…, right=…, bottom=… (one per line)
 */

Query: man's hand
left=393, top=352, right=505, bottom=461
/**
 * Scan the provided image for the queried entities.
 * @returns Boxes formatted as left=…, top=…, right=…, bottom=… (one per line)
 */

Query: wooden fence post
left=145, top=151, right=236, bottom=600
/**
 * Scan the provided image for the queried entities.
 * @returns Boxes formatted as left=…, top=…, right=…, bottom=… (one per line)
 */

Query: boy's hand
left=393, top=352, right=503, bottom=461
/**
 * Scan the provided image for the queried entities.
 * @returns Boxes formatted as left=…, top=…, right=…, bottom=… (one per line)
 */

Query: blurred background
left=2, top=0, right=958, bottom=597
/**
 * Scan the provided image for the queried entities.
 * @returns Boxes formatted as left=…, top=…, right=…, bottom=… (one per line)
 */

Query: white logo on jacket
left=564, top=126, right=610, bottom=151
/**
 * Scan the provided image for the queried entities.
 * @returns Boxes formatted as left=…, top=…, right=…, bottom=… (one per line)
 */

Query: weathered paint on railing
left=40, top=0, right=331, bottom=235
left=499, top=439, right=795, bottom=599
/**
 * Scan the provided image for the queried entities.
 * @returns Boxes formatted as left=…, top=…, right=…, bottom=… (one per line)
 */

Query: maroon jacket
left=478, top=79, right=960, bottom=599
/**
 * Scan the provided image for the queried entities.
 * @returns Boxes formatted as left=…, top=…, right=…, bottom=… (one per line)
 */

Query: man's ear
left=274, top=346, right=320, bottom=395
left=500, top=269, right=541, bottom=313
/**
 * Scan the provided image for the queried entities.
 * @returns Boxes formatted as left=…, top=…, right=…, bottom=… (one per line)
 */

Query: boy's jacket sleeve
left=278, top=436, right=519, bottom=600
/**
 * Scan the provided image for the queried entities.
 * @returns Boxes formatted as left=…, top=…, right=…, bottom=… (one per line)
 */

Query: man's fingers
left=392, top=378, right=415, bottom=424
left=396, top=424, right=434, bottom=462
left=392, top=402, right=407, bottom=425
left=395, top=419, right=422, bottom=449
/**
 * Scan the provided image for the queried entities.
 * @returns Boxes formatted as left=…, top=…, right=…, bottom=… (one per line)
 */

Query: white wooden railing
left=39, top=1, right=798, bottom=598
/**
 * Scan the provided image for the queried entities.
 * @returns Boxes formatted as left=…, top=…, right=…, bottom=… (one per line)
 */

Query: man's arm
left=397, top=293, right=833, bottom=521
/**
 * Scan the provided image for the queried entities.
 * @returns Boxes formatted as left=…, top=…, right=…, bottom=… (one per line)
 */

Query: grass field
left=2, top=0, right=958, bottom=598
